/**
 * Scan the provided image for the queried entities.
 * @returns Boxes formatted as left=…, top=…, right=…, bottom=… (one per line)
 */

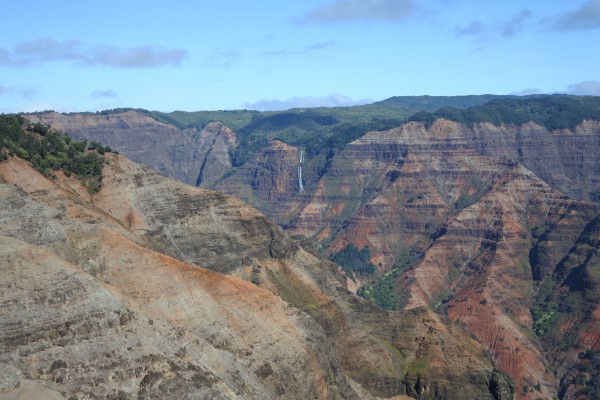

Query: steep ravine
left=0, top=155, right=514, bottom=399
left=20, top=112, right=600, bottom=399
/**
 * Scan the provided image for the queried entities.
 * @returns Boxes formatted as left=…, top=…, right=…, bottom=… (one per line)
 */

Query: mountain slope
left=23, top=95, right=534, bottom=189
left=402, top=163, right=598, bottom=398
left=19, top=96, right=600, bottom=398
left=25, top=111, right=236, bottom=187
left=211, top=118, right=600, bottom=399
left=0, top=134, right=514, bottom=399
left=0, top=157, right=360, bottom=400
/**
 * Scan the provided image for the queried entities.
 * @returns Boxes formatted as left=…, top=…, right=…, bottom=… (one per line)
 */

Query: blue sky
left=1, top=0, right=600, bottom=112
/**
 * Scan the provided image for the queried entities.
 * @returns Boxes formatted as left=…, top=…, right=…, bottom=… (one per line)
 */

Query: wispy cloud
left=566, top=80, right=600, bottom=95
left=509, top=88, right=544, bottom=96
left=261, top=41, right=337, bottom=56
left=0, top=83, right=38, bottom=99
left=0, top=38, right=186, bottom=68
left=501, top=9, right=533, bottom=37
left=454, top=21, right=486, bottom=37
left=454, top=9, right=533, bottom=40
left=244, top=94, right=370, bottom=111
left=91, top=89, right=119, bottom=99
left=299, top=0, right=415, bottom=23
left=0, top=85, right=9, bottom=95
left=554, top=0, right=600, bottom=31
left=202, top=47, right=242, bottom=69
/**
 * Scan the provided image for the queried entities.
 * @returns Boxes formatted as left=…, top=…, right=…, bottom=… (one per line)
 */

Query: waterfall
left=298, top=149, right=304, bottom=192
left=298, top=166, right=304, bottom=192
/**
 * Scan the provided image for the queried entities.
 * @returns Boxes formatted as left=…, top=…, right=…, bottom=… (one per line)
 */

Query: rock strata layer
left=25, top=111, right=236, bottom=187
left=0, top=155, right=513, bottom=399
left=21, top=112, right=600, bottom=399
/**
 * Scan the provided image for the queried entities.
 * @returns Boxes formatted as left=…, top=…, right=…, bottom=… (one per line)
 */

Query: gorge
left=4, top=95, right=600, bottom=399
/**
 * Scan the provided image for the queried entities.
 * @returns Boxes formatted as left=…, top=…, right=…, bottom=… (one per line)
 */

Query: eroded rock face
left=401, top=165, right=598, bottom=399
left=20, top=111, right=600, bottom=398
left=0, top=156, right=513, bottom=400
left=210, top=120, right=599, bottom=399
left=24, top=113, right=600, bottom=249
left=541, top=214, right=600, bottom=399
left=467, top=120, right=600, bottom=202
left=288, top=121, right=513, bottom=264
left=0, top=234, right=356, bottom=399
left=0, top=158, right=358, bottom=400
left=214, top=139, right=308, bottom=227
left=19, top=112, right=600, bottom=398
left=24, top=112, right=236, bottom=187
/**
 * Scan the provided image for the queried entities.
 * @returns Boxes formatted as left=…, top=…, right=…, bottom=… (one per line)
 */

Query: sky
left=1, top=0, right=600, bottom=113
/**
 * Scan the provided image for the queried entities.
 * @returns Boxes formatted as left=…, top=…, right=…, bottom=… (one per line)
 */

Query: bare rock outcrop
left=0, top=155, right=513, bottom=399
left=19, top=110, right=600, bottom=398
left=0, top=158, right=360, bottom=399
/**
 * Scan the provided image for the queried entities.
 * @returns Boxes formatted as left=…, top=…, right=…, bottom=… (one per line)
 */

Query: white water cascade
left=298, top=149, right=304, bottom=192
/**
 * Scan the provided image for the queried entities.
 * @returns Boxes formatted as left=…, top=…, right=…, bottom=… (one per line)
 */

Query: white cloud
left=454, top=21, right=486, bottom=37
left=566, top=80, right=600, bottom=95
left=0, top=38, right=187, bottom=68
left=244, top=94, right=370, bottom=111
left=509, top=88, right=544, bottom=96
left=501, top=9, right=532, bottom=37
left=202, top=47, right=242, bottom=69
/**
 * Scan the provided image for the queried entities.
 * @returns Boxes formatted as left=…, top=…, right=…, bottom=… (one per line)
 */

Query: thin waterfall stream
left=298, top=149, right=304, bottom=192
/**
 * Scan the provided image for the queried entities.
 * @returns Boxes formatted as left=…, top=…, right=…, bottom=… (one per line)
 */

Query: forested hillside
left=0, top=115, right=113, bottom=192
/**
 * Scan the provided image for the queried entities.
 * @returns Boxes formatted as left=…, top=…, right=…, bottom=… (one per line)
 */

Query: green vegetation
left=93, top=95, right=513, bottom=168
left=267, top=265, right=321, bottom=319
left=531, top=215, right=600, bottom=341
left=0, top=115, right=112, bottom=192
left=358, top=271, right=398, bottom=310
left=27, top=95, right=600, bottom=176
left=374, top=94, right=516, bottom=110
left=34, top=95, right=599, bottom=175
left=358, top=249, right=421, bottom=310
left=409, top=95, right=600, bottom=131
left=573, top=350, right=600, bottom=399
left=528, top=216, right=600, bottom=397
left=532, top=310, right=557, bottom=337
left=141, top=109, right=261, bottom=131
left=403, top=355, right=431, bottom=375
left=230, top=112, right=404, bottom=166
left=329, top=244, right=377, bottom=276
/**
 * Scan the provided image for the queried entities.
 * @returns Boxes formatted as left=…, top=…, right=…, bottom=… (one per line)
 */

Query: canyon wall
left=0, top=154, right=513, bottom=399
left=25, top=111, right=236, bottom=187
left=20, top=111, right=600, bottom=399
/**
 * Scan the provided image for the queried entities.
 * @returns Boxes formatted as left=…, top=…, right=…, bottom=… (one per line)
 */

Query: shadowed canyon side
left=0, top=150, right=514, bottom=399
left=212, top=139, right=310, bottom=227
left=25, top=111, right=236, bottom=188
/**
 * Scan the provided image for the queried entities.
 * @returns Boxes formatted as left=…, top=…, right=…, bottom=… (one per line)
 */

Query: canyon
left=15, top=96, right=600, bottom=398
left=0, top=145, right=513, bottom=398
